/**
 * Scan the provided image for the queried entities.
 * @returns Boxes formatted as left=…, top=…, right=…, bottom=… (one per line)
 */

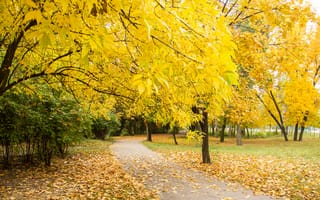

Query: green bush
left=92, top=113, right=120, bottom=140
left=0, top=88, right=92, bottom=168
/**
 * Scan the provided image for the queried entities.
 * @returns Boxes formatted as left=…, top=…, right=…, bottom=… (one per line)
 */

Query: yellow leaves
left=2, top=0, right=238, bottom=128
left=229, top=0, right=319, bottom=127
left=24, top=0, right=37, bottom=8
left=166, top=150, right=320, bottom=200
left=186, top=130, right=204, bottom=143
left=283, top=75, right=319, bottom=124
left=144, top=19, right=152, bottom=40
left=23, top=10, right=43, bottom=24
left=0, top=140, right=158, bottom=199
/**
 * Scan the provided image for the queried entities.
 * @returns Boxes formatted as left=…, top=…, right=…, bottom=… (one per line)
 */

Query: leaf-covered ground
left=145, top=135, right=320, bottom=200
left=0, top=140, right=158, bottom=200
left=111, top=138, right=274, bottom=200
left=163, top=151, right=320, bottom=200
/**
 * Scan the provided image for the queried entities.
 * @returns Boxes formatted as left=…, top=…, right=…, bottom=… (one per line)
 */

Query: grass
left=69, top=138, right=114, bottom=154
left=144, top=134, right=320, bottom=161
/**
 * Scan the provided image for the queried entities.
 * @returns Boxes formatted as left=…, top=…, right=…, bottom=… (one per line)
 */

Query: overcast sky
left=309, top=0, right=320, bottom=13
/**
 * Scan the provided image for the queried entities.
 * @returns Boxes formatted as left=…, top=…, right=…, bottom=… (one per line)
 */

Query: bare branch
left=225, top=0, right=238, bottom=17
left=241, top=10, right=264, bottom=21
left=313, top=64, right=320, bottom=86
left=222, top=0, right=229, bottom=13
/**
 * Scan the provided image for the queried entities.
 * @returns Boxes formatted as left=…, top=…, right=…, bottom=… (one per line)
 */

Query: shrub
left=0, top=88, right=92, bottom=168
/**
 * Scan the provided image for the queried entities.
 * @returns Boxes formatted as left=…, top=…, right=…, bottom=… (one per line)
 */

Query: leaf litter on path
left=111, top=139, right=274, bottom=200
left=164, top=151, right=320, bottom=200
left=0, top=140, right=157, bottom=200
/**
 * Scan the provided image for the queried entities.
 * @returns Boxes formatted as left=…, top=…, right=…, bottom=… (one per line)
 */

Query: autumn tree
left=115, top=1, right=238, bottom=163
left=225, top=77, right=259, bottom=145
left=218, top=0, right=318, bottom=141
left=1, top=0, right=239, bottom=164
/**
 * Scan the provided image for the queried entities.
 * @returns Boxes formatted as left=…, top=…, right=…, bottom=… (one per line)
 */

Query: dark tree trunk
left=293, top=122, right=299, bottom=141
left=211, top=120, right=215, bottom=136
left=190, top=106, right=199, bottom=132
left=299, top=126, right=305, bottom=141
left=220, top=117, right=227, bottom=143
left=0, top=20, right=37, bottom=96
left=3, top=140, right=12, bottom=169
left=256, top=92, right=288, bottom=141
left=280, top=125, right=288, bottom=141
left=128, top=119, right=136, bottom=135
left=172, top=126, right=178, bottom=145
left=230, top=124, right=236, bottom=137
left=246, top=127, right=250, bottom=138
left=236, top=124, right=243, bottom=146
left=299, top=111, right=309, bottom=141
left=116, top=117, right=126, bottom=136
left=199, top=110, right=210, bottom=163
left=133, top=118, right=137, bottom=134
left=145, top=120, right=152, bottom=142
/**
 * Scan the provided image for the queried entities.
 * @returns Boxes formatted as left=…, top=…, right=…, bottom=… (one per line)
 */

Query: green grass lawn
left=144, top=134, right=320, bottom=161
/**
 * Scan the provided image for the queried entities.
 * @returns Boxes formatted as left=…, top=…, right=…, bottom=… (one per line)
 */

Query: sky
left=309, top=0, right=320, bottom=13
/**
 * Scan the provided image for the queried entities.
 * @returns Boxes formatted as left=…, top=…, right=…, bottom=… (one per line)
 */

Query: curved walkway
left=110, top=139, right=276, bottom=200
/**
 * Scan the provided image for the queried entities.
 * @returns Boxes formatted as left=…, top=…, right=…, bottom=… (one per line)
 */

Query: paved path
left=110, top=139, right=276, bottom=200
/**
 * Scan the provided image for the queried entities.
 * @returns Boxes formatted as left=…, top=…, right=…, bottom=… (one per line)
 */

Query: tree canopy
left=0, top=0, right=238, bottom=125
left=1, top=0, right=320, bottom=165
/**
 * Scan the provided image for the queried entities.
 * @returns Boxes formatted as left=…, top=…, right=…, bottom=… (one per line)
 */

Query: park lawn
left=0, top=139, right=157, bottom=200
left=144, top=134, right=320, bottom=200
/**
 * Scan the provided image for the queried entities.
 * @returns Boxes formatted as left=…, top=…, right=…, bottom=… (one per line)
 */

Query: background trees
left=221, top=0, right=320, bottom=141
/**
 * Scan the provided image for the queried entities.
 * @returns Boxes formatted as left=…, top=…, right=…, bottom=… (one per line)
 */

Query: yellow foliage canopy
left=0, top=0, right=238, bottom=126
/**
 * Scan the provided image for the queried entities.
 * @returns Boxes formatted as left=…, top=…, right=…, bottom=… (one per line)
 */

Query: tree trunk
left=293, top=122, right=299, bottom=141
left=230, top=124, right=236, bottom=137
left=135, top=119, right=138, bottom=134
left=0, top=20, right=37, bottom=96
left=299, top=111, right=309, bottom=141
left=211, top=120, right=215, bottom=136
left=281, top=125, right=288, bottom=141
left=128, top=119, right=133, bottom=135
left=299, top=126, right=305, bottom=141
left=256, top=92, right=288, bottom=141
left=246, top=127, right=250, bottom=138
left=172, top=126, right=178, bottom=145
left=145, top=120, right=152, bottom=142
left=220, top=117, right=227, bottom=143
left=199, top=110, right=210, bottom=163
left=116, top=117, right=126, bottom=136
left=280, top=126, right=289, bottom=141
left=236, top=124, right=243, bottom=146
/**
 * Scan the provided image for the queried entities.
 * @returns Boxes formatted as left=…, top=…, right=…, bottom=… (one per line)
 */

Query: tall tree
left=1, top=0, right=238, bottom=163
left=219, top=0, right=318, bottom=140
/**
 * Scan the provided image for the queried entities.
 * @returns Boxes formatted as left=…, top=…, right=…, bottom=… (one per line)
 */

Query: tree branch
left=151, top=35, right=201, bottom=64
left=241, top=10, right=264, bottom=21
left=225, top=0, right=238, bottom=17
left=313, top=64, right=320, bottom=87
left=269, top=90, right=284, bottom=126
left=222, top=0, right=229, bottom=13
left=256, top=93, right=282, bottom=128
left=0, top=19, right=37, bottom=94
left=56, top=73, right=135, bottom=101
